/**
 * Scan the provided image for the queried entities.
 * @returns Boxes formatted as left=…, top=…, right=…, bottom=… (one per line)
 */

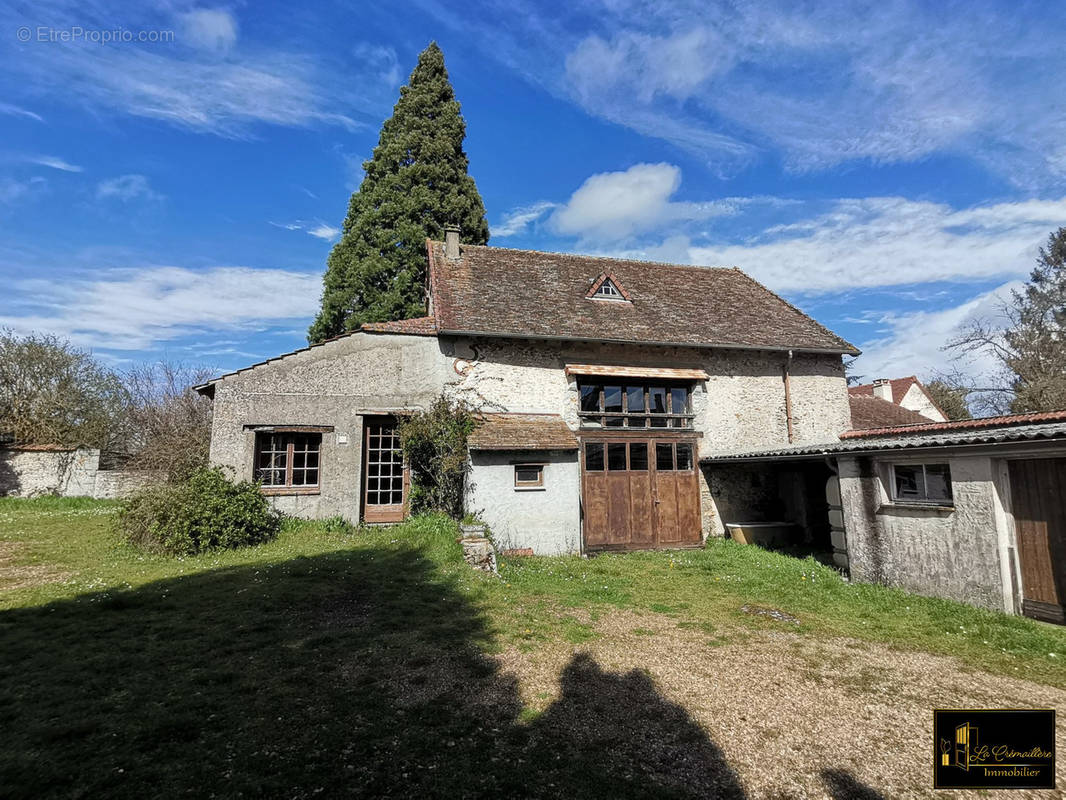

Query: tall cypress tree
left=309, top=42, right=489, bottom=342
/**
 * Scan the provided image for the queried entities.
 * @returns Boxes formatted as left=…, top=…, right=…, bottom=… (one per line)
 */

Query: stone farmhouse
left=196, top=228, right=1066, bottom=624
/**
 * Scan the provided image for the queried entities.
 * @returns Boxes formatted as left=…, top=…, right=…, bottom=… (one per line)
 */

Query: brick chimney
left=872, top=378, right=893, bottom=402
left=444, top=224, right=461, bottom=260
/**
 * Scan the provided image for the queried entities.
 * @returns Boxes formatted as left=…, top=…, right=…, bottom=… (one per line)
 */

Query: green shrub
left=119, top=467, right=281, bottom=555
left=397, top=396, right=477, bottom=518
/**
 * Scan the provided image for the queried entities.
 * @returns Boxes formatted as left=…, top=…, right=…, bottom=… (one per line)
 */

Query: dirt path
left=497, top=610, right=1066, bottom=799
left=0, top=541, right=72, bottom=590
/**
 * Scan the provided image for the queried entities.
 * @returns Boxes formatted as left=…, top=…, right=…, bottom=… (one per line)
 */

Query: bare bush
left=122, top=361, right=214, bottom=481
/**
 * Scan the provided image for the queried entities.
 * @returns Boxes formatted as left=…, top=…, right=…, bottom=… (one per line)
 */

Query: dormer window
left=594, top=279, right=622, bottom=298
left=586, top=272, right=631, bottom=302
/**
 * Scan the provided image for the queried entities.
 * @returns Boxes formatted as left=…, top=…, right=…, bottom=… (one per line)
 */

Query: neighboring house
left=849, top=376, right=947, bottom=422
left=704, top=410, right=1066, bottom=623
left=195, top=228, right=857, bottom=555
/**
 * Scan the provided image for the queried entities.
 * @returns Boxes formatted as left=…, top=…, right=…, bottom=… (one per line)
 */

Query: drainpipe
left=783, top=349, right=795, bottom=444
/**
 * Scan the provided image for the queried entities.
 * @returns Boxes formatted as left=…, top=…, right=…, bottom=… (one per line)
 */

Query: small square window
left=514, top=464, right=544, bottom=488
left=656, top=442, right=674, bottom=471
left=892, top=463, right=952, bottom=505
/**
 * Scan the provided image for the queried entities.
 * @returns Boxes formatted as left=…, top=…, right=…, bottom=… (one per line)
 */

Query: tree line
left=0, top=330, right=212, bottom=480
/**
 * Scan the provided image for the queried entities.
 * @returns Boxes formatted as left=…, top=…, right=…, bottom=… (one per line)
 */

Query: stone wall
left=444, top=338, right=850, bottom=455
left=467, top=450, right=581, bottom=555
left=208, top=332, right=453, bottom=520
left=838, top=453, right=1007, bottom=611
left=0, top=448, right=158, bottom=499
left=207, top=331, right=850, bottom=529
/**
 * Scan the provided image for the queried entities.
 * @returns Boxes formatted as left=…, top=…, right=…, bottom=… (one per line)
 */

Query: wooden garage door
left=582, top=437, right=701, bottom=551
left=1009, top=458, right=1066, bottom=624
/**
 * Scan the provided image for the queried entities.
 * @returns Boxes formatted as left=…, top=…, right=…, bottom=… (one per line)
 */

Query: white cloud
left=0, top=4, right=389, bottom=137
left=0, top=177, right=46, bottom=204
left=180, top=8, right=239, bottom=52
left=416, top=0, right=1066, bottom=186
left=0, top=102, right=43, bottom=122
left=687, top=197, right=1066, bottom=293
left=0, top=266, right=321, bottom=351
left=851, top=282, right=1020, bottom=383
left=96, top=174, right=161, bottom=202
left=548, top=163, right=742, bottom=241
left=493, top=201, right=557, bottom=237
left=29, top=155, right=82, bottom=172
left=307, top=223, right=340, bottom=241
left=270, top=220, right=340, bottom=241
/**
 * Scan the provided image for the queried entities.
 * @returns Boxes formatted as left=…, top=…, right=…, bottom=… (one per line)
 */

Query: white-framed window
left=593, top=279, right=622, bottom=298
left=514, top=463, right=544, bottom=489
left=891, top=463, right=952, bottom=505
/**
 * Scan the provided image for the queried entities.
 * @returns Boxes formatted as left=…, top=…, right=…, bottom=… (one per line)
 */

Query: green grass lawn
left=2, top=497, right=1065, bottom=798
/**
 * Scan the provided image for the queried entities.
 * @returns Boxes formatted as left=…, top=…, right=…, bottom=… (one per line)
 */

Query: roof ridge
left=428, top=239, right=739, bottom=275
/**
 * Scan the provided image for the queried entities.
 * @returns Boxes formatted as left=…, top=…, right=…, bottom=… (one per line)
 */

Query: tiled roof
left=848, top=376, right=921, bottom=402
left=848, top=395, right=930, bottom=430
left=428, top=241, right=858, bottom=354
left=840, top=408, right=1066, bottom=439
left=468, top=413, right=578, bottom=451
left=702, top=410, right=1066, bottom=462
left=360, top=317, right=438, bottom=336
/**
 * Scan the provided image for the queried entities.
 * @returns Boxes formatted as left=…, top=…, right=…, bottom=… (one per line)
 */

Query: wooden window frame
left=578, top=380, right=695, bottom=429
left=514, top=463, right=545, bottom=490
left=890, top=462, right=953, bottom=506
left=255, top=431, right=321, bottom=495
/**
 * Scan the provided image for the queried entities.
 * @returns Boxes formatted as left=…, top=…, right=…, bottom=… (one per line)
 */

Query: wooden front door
left=1009, top=458, right=1066, bottom=624
left=581, top=436, right=701, bottom=551
left=362, top=417, right=409, bottom=523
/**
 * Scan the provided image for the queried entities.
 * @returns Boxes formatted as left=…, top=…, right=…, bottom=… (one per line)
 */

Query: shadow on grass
left=1, top=544, right=750, bottom=799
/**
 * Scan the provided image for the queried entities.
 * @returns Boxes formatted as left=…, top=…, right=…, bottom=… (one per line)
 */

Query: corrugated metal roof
left=702, top=420, right=1066, bottom=462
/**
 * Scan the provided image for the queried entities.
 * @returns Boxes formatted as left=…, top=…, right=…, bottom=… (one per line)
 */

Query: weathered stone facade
left=208, top=332, right=453, bottom=519
left=838, top=452, right=1013, bottom=612
left=0, top=447, right=157, bottom=499
left=204, top=328, right=851, bottom=548
left=466, top=449, right=581, bottom=555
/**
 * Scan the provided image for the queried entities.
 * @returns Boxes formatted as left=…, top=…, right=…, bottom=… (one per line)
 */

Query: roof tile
left=468, top=413, right=578, bottom=451
left=428, top=241, right=858, bottom=354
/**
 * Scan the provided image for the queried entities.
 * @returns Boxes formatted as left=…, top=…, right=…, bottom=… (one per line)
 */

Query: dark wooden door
left=362, top=417, right=409, bottom=524
left=1009, top=458, right=1066, bottom=624
left=582, top=437, right=700, bottom=551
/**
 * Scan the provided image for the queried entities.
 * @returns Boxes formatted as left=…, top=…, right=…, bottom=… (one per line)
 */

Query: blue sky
left=2, top=0, right=1064, bottom=385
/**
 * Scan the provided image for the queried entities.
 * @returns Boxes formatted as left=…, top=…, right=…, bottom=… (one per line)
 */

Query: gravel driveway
left=497, top=611, right=1066, bottom=799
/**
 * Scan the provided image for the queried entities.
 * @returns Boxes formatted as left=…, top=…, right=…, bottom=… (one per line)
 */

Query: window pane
left=649, top=387, right=667, bottom=414
left=656, top=442, right=674, bottom=471
left=585, top=442, right=604, bottom=471
left=924, top=464, right=952, bottom=502
left=629, top=442, right=648, bottom=470
left=670, top=387, right=688, bottom=415
left=676, top=443, right=693, bottom=471
left=626, top=386, right=645, bottom=413
left=894, top=465, right=921, bottom=500
left=515, top=465, right=542, bottom=485
left=580, top=384, right=601, bottom=412
left=607, top=443, right=627, bottom=471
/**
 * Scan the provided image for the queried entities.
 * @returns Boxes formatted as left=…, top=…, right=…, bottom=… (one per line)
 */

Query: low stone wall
left=0, top=447, right=160, bottom=499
